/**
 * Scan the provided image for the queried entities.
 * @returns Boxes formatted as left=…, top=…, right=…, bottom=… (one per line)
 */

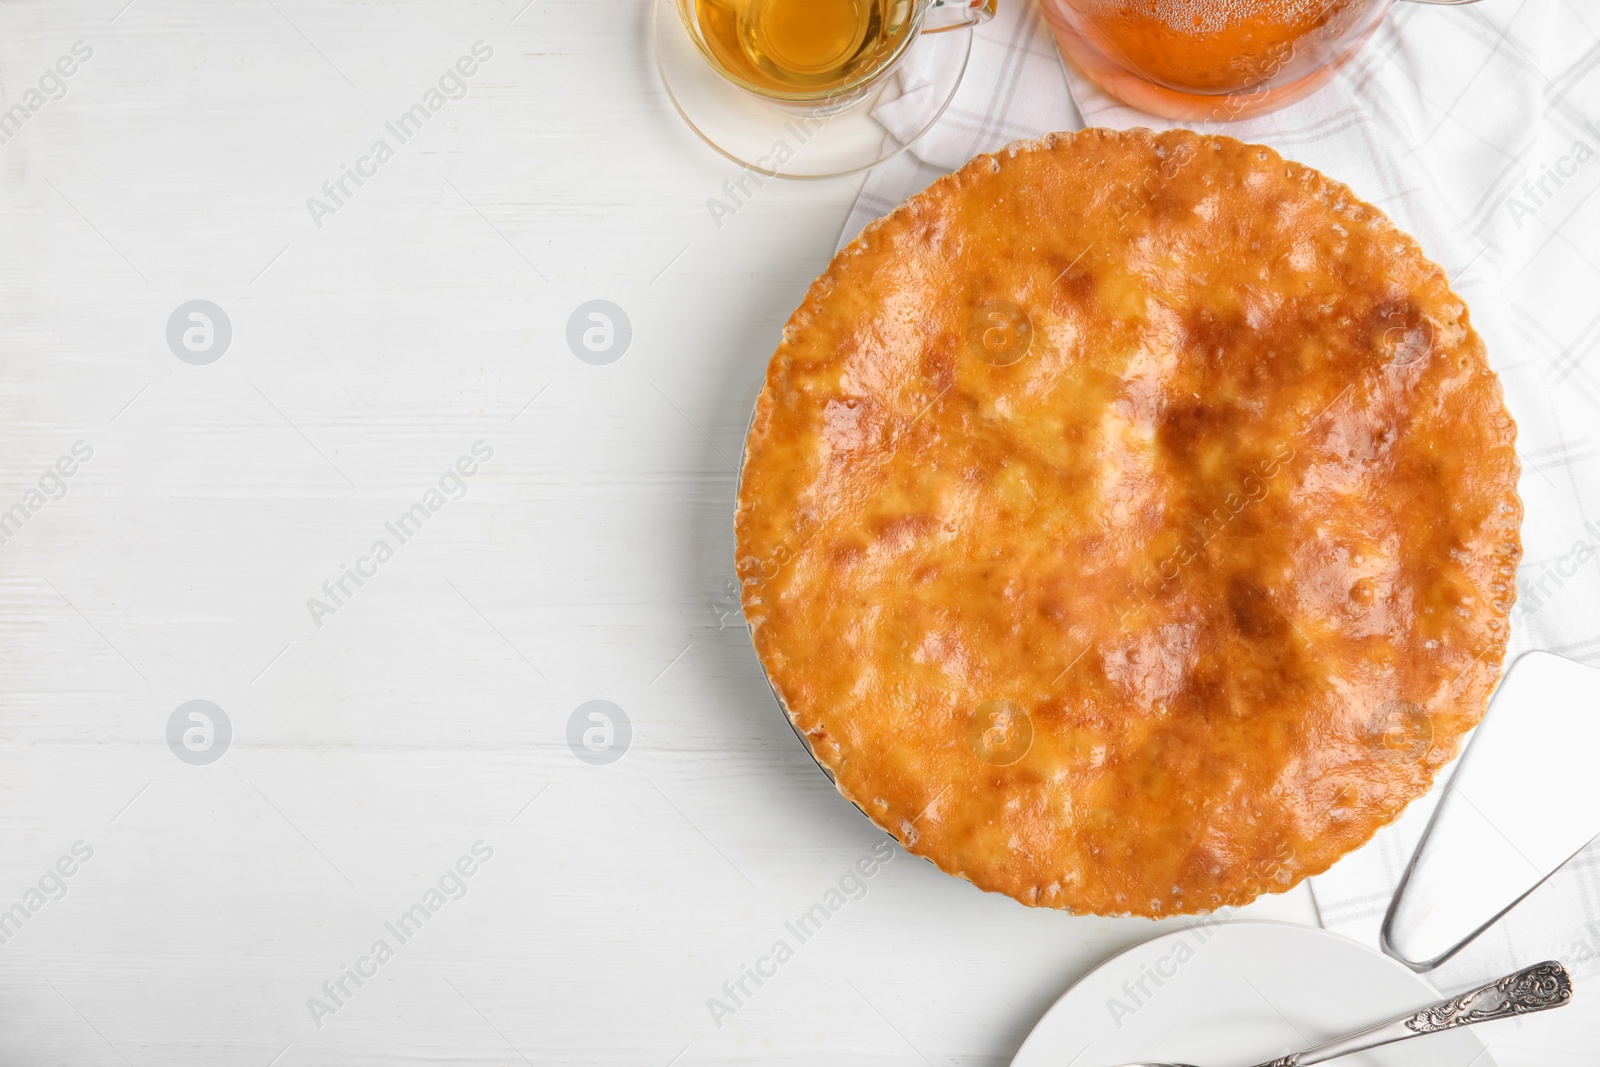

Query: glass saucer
left=652, top=0, right=973, bottom=180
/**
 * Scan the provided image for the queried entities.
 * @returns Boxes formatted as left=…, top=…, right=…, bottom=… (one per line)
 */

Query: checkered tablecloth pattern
left=842, top=0, right=1600, bottom=993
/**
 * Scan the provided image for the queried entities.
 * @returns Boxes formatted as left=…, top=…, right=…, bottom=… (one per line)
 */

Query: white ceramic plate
left=1011, top=921, right=1497, bottom=1067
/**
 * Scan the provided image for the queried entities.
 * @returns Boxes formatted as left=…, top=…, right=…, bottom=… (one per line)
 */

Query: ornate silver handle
left=1257, top=961, right=1572, bottom=1067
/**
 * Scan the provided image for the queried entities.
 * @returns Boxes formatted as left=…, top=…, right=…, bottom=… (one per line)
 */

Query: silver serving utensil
left=1384, top=651, right=1600, bottom=970
left=1103, top=960, right=1570, bottom=1067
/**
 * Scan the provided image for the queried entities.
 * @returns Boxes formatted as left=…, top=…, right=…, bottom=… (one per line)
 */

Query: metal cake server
left=1104, top=960, right=1571, bottom=1067
left=1383, top=651, right=1600, bottom=970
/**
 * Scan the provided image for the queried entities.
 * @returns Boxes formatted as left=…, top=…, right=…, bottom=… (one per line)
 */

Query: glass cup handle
left=922, top=0, right=996, bottom=34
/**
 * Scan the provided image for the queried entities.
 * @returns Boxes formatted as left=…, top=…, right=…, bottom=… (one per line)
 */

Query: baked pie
left=735, top=129, right=1521, bottom=916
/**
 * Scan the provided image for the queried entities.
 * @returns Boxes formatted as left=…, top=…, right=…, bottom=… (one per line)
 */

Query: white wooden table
left=0, top=2, right=1578, bottom=1064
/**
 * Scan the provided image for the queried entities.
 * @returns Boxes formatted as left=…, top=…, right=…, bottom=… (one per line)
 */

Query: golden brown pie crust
left=735, top=129, right=1521, bottom=917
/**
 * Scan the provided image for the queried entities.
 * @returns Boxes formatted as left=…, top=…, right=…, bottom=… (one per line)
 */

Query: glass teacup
left=655, top=0, right=995, bottom=178
left=678, top=0, right=995, bottom=108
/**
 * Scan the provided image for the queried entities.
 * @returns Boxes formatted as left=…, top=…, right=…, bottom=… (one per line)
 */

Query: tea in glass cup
left=655, top=0, right=994, bottom=177
left=677, top=0, right=992, bottom=104
left=690, top=0, right=918, bottom=98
